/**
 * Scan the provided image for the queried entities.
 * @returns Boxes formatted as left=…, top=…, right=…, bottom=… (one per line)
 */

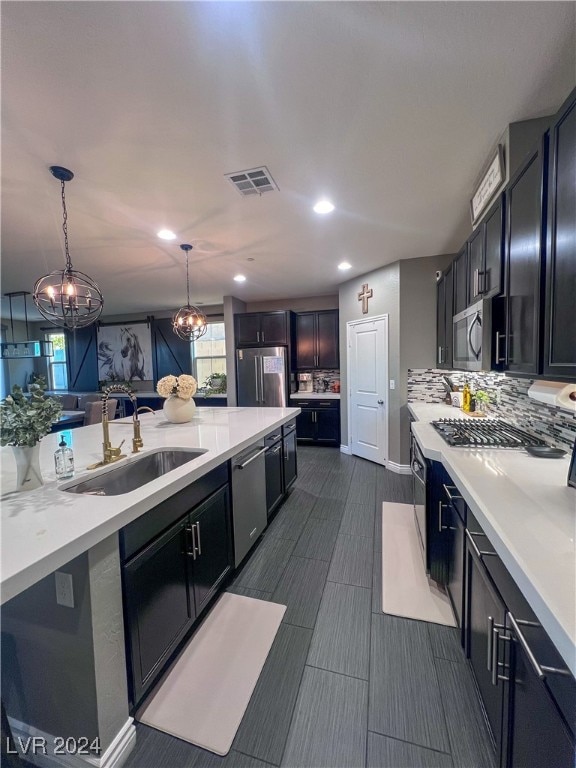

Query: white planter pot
left=162, top=395, right=197, bottom=424
left=12, top=443, right=43, bottom=492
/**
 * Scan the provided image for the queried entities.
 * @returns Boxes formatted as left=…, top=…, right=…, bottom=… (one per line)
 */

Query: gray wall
left=398, top=254, right=453, bottom=462
left=339, top=262, right=401, bottom=461
left=339, top=254, right=453, bottom=466
left=223, top=295, right=246, bottom=406
left=246, top=295, right=338, bottom=312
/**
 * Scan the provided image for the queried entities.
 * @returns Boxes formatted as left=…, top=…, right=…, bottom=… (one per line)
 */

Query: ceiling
left=1, top=1, right=575, bottom=319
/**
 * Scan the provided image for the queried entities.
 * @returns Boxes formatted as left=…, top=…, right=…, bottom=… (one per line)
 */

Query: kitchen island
left=0, top=406, right=299, bottom=767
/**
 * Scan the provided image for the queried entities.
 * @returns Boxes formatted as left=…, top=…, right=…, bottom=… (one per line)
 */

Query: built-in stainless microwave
left=452, top=299, right=492, bottom=371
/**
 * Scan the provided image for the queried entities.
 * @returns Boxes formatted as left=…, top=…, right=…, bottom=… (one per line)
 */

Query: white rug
left=137, top=592, right=286, bottom=755
left=382, top=502, right=456, bottom=627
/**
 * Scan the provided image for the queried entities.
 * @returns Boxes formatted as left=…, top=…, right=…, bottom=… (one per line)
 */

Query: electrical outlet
left=389, top=379, right=396, bottom=390
left=55, top=571, right=74, bottom=608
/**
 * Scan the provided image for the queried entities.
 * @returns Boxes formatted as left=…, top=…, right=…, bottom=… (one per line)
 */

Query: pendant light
left=33, top=166, right=103, bottom=330
left=172, top=244, right=207, bottom=341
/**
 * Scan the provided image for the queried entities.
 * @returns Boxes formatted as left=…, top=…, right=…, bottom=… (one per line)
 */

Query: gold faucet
left=87, top=386, right=154, bottom=469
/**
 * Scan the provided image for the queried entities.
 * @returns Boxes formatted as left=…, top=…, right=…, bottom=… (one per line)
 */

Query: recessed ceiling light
left=313, top=200, right=335, bottom=214
left=234, top=274, right=247, bottom=283
left=338, top=262, right=352, bottom=271
left=157, top=229, right=177, bottom=240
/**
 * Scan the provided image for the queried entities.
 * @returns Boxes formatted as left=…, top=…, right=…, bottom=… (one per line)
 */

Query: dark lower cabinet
left=506, top=616, right=575, bottom=768
left=265, top=438, right=284, bottom=516
left=122, top=480, right=231, bottom=706
left=464, top=528, right=506, bottom=759
left=188, top=486, right=231, bottom=616
left=291, top=400, right=340, bottom=445
left=445, top=493, right=465, bottom=630
left=282, top=424, right=297, bottom=490
left=460, top=510, right=576, bottom=768
left=123, top=518, right=193, bottom=705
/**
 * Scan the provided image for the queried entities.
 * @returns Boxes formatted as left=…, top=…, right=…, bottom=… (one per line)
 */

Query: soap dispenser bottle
left=54, top=436, right=74, bottom=479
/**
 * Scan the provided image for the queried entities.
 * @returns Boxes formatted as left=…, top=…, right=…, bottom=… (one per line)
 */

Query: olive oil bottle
left=462, top=381, right=471, bottom=413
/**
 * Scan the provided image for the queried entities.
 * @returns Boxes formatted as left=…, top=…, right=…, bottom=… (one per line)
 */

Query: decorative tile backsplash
left=407, top=369, right=576, bottom=451
left=313, top=369, right=340, bottom=393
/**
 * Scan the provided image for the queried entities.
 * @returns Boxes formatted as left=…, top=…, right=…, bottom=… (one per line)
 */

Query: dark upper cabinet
left=467, top=195, right=505, bottom=304
left=436, top=265, right=453, bottom=369
left=544, top=87, right=576, bottom=379
left=467, top=227, right=484, bottom=304
left=483, top=195, right=505, bottom=299
left=453, top=245, right=469, bottom=316
left=502, top=138, right=547, bottom=375
left=235, top=312, right=290, bottom=347
left=296, top=310, right=339, bottom=369
left=295, top=313, right=316, bottom=368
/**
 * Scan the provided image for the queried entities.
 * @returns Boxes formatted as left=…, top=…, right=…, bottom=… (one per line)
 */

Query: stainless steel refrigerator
left=236, top=347, right=288, bottom=406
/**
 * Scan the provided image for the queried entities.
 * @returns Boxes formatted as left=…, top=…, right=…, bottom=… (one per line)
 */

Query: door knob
left=378, top=400, right=384, bottom=404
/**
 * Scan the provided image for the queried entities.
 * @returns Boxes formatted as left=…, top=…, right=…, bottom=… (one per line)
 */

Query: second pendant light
left=172, top=244, right=207, bottom=341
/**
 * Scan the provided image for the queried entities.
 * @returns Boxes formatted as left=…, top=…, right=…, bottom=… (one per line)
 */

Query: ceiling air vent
left=225, top=166, right=279, bottom=197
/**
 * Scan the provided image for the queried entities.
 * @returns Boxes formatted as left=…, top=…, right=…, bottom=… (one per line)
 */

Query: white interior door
left=348, top=316, right=388, bottom=465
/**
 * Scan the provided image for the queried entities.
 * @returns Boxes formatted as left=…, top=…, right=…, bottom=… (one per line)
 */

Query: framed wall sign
left=470, top=144, right=505, bottom=225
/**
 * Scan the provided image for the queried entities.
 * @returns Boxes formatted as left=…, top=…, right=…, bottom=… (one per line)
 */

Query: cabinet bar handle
left=487, top=616, right=494, bottom=672
left=261, top=331, right=265, bottom=343
left=187, top=524, right=197, bottom=560
left=442, top=484, right=463, bottom=502
left=495, top=331, right=506, bottom=363
left=465, top=529, right=497, bottom=558
left=269, top=434, right=281, bottom=440
left=272, top=445, right=282, bottom=455
left=438, top=346, right=443, bottom=365
left=507, top=612, right=571, bottom=679
left=473, top=269, right=479, bottom=298
left=438, top=501, right=447, bottom=533
left=195, top=522, right=201, bottom=555
left=257, top=331, right=260, bottom=343
left=237, top=446, right=267, bottom=469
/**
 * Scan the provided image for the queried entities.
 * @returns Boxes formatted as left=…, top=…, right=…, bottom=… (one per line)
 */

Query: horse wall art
left=97, top=324, right=153, bottom=382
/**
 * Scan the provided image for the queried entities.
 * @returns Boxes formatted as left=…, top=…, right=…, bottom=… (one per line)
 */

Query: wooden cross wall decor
left=358, top=283, right=373, bottom=314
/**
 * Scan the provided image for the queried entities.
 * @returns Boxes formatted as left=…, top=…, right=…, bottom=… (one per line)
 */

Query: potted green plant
left=475, top=389, right=491, bottom=414
left=201, top=373, right=227, bottom=397
left=0, top=377, right=62, bottom=491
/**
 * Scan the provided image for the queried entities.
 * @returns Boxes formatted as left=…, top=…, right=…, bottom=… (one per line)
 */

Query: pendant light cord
left=186, top=251, right=190, bottom=308
left=60, top=179, right=72, bottom=272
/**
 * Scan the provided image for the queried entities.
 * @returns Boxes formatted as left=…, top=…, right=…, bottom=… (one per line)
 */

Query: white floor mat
left=137, top=592, right=286, bottom=755
left=382, top=502, right=456, bottom=627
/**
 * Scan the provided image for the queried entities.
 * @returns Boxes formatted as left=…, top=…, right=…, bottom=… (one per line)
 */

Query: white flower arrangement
left=156, top=374, right=197, bottom=401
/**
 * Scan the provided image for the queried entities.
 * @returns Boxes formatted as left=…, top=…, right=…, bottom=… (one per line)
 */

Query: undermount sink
left=63, top=448, right=207, bottom=496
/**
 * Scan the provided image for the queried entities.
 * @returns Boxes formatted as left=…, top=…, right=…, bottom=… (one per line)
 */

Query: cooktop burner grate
left=431, top=418, right=548, bottom=448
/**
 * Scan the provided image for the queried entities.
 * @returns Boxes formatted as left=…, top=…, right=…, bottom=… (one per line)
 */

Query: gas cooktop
left=431, top=418, right=547, bottom=448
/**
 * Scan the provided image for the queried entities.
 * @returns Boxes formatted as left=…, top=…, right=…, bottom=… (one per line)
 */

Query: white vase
left=13, top=443, right=43, bottom=492
left=162, top=395, right=197, bottom=424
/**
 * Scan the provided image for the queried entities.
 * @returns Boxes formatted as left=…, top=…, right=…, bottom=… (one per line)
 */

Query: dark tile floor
left=124, top=446, right=496, bottom=768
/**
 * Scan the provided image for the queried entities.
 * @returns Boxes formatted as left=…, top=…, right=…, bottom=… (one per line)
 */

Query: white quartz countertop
left=408, top=402, right=576, bottom=675
left=0, top=407, right=299, bottom=605
left=290, top=392, right=340, bottom=400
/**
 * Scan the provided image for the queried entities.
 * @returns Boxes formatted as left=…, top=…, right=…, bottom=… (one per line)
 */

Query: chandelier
left=172, top=244, right=207, bottom=341
left=33, top=166, right=103, bottom=330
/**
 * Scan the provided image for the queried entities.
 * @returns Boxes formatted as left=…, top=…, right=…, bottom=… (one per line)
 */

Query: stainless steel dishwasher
left=231, top=442, right=268, bottom=567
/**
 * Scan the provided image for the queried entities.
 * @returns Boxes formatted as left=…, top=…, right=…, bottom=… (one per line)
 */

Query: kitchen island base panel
left=2, top=535, right=134, bottom=765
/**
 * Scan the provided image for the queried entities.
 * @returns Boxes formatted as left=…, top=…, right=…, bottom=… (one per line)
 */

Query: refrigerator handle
left=254, top=357, right=260, bottom=402
left=259, top=356, right=265, bottom=405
